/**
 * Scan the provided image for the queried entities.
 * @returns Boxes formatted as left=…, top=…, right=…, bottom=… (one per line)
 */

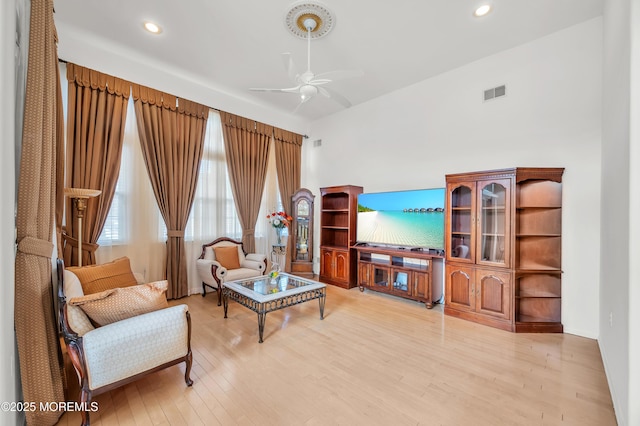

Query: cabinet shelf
left=516, top=268, right=562, bottom=273
left=321, top=244, right=349, bottom=249
left=517, top=206, right=561, bottom=210
left=516, top=318, right=558, bottom=322
left=516, top=263, right=561, bottom=271
left=358, top=258, right=429, bottom=271
left=516, top=233, right=561, bottom=238
left=359, top=258, right=389, bottom=266
left=322, top=209, right=349, bottom=213
left=516, top=295, right=561, bottom=299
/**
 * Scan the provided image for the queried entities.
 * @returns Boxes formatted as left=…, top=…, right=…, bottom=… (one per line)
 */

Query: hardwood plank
left=57, top=285, right=616, bottom=425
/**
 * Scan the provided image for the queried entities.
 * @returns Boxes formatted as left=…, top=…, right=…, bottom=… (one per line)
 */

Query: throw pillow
left=213, top=245, right=241, bottom=269
left=67, top=256, right=138, bottom=295
left=69, top=280, right=169, bottom=327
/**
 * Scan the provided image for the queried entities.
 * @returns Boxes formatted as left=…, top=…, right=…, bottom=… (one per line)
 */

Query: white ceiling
left=54, top=0, right=603, bottom=122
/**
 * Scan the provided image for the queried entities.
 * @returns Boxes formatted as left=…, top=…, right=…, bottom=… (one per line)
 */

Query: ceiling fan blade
left=249, top=86, right=300, bottom=93
left=314, top=69, right=364, bottom=81
left=318, top=86, right=352, bottom=108
left=282, top=53, right=299, bottom=83
left=307, top=78, right=332, bottom=86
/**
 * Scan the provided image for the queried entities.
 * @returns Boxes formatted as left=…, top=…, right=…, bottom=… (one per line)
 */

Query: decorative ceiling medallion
left=284, top=1, right=335, bottom=39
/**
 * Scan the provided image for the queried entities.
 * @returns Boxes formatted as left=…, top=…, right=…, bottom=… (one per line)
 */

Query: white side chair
left=57, top=259, right=193, bottom=426
left=196, top=237, right=267, bottom=305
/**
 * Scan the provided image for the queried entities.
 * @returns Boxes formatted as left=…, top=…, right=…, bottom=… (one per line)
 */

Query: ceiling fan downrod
left=304, top=17, right=316, bottom=73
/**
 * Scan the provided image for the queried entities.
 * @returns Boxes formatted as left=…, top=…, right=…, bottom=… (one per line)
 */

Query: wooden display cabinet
left=354, top=245, right=443, bottom=308
left=290, top=188, right=315, bottom=277
left=444, top=168, right=564, bottom=333
left=319, top=185, right=363, bottom=288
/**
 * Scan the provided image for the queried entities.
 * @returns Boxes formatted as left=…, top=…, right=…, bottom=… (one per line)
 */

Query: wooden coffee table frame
left=222, top=275, right=326, bottom=343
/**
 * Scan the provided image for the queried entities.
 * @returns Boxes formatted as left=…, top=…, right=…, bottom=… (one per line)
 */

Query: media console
left=353, top=245, right=444, bottom=308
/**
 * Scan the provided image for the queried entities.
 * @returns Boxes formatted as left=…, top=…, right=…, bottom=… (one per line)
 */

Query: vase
left=275, top=227, right=284, bottom=246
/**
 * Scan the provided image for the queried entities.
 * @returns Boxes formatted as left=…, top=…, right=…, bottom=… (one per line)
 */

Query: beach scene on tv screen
left=357, top=188, right=445, bottom=249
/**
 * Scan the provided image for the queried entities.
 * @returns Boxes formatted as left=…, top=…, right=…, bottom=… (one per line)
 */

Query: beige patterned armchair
left=56, top=259, right=193, bottom=426
left=196, top=237, right=267, bottom=305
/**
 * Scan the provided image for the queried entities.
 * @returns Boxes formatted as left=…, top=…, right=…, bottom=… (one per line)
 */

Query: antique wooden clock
left=290, top=188, right=315, bottom=276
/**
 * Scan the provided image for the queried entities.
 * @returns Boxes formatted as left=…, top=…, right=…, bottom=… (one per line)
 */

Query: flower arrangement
left=267, top=211, right=292, bottom=229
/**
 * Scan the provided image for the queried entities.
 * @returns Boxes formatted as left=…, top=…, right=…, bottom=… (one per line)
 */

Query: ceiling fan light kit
left=300, top=84, right=318, bottom=100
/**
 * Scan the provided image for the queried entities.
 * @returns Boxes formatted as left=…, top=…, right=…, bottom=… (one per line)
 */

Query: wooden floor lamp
left=65, top=188, right=101, bottom=267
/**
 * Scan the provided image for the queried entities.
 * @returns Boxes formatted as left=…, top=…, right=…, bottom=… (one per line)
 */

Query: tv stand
left=353, top=245, right=443, bottom=308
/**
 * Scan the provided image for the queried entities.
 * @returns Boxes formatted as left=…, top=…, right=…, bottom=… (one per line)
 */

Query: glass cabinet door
left=448, top=183, right=475, bottom=261
left=392, top=270, right=409, bottom=292
left=477, top=180, right=510, bottom=266
left=372, top=266, right=390, bottom=290
left=291, top=188, right=315, bottom=274
left=294, top=199, right=310, bottom=261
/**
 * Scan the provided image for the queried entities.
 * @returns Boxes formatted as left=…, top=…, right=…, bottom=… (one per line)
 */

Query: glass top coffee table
left=222, top=272, right=326, bottom=343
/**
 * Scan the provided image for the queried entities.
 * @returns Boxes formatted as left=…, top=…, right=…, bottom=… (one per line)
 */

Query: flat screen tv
left=356, top=188, right=445, bottom=251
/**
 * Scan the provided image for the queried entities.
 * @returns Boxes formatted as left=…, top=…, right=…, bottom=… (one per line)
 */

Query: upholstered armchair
left=196, top=237, right=267, bottom=305
left=56, top=259, right=193, bottom=426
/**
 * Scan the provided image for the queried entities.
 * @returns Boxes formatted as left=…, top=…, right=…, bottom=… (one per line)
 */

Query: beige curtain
left=220, top=112, right=273, bottom=253
left=273, top=128, right=303, bottom=271
left=132, top=84, right=208, bottom=299
left=63, top=64, right=131, bottom=266
left=56, top=66, right=65, bottom=259
left=14, top=0, right=65, bottom=424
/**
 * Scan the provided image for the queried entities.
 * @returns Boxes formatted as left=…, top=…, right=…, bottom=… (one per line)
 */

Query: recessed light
left=474, top=4, right=492, bottom=17
left=144, top=21, right=162, bottom=34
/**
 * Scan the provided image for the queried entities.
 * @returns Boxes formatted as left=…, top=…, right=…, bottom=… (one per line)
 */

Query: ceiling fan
left=249, top=14, right=363, bottom=111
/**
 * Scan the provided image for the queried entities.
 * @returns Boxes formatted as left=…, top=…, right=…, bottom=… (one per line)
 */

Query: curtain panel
left=273, top=128, right=303, bottom=271
left=220, top=111, right=273, bottom=253
left=132, top=84, right=208, bottom=299
left=14, top=0, right=65, bottom=424
left=64, top=63, right=131, bottom=266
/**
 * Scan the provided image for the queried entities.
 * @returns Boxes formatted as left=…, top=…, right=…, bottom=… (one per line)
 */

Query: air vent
left=483, top=84, right=506, bottom=102
left=313, top=139, right=322, bottom=147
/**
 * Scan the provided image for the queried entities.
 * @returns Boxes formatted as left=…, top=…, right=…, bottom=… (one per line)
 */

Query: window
left=98, top=143, right=130, bottom=245
left=159, top=111, right=242, bottom=242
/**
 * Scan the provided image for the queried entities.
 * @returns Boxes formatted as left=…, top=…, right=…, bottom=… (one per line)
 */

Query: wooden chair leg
left=202, top=282, right=206, bottom=297
left=184, top=350, right=193, bottom=386
left=217, top=283, right=222, bottom=306
left=79, top=386, right=92, bottom=426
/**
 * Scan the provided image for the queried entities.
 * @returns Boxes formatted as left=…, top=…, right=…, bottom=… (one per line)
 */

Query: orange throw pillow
left=67, top=257, right=138, bottom=295
left=213, top=246, right=241, bottom=269
left=69, top=281, right=169, bottom=327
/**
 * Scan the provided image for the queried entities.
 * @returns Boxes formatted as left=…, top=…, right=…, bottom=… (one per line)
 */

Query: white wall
left=600, top=0, right=639, bottom=425
left=303, top=19, right=603, bottom=338
left=55, top=24, right=308, bottom=138
left=628, top=2, right=640, bottom=424
left=0, top=0, right=20, bottom=424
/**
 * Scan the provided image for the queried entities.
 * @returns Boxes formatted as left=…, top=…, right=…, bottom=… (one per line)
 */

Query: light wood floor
left=57, top=285, right=617, bottom=425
